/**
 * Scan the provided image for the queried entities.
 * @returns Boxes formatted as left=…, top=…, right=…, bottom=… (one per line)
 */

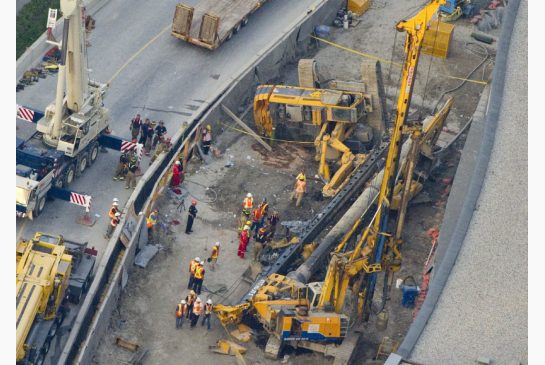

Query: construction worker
left=130, top=114, right=142, bottom=140
left=175, top=299, right=188, bottom=329
left=144, top=120, right=155, bottom=155
left=146, top=209, right=158, bottom=243
left=238, top=225, right=250, bottom=259
left=153, top=120, right=167, bottom=149
left=108, top=198, right=119, bottom=219
left=291, top=173, right=307, bottom=207
left=201, top=299, right=213, bottom=330
left=190, top=297, right=203, bottom=328
left=113, top=152, right=129, bottom=180
left=188, top=257, right=200, bottom=289
left=296, top=170, right=306, bottom=182
left=125, top=155, right=138, bottom=189
left=250, top=206, right=263, bottom=237
left=186, top=200, right=198, bottom=234
left=186, top=290, right=196, bottom=316
left=209, top=242, right=220, bottom=271
left=105, top=212, right=121, bottom=239
left=201, top=125, right=212, bottom=155
left=138, top=119, right=150, bottom=146
left=253, top=226, right=269, bottom=262
left=150, top=136, right=171, bottom=164
left=193, top=260, right=205, bottom=295
left=170, top=160, right=182, bottom=188
left=240, top=193, right=253, bottom=229
left=267, top=210, right=280, bottom=237
left=258, top=198, right=269, bottom=224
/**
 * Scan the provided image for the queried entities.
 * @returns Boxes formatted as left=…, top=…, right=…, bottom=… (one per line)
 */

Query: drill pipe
left=287, top=131, right=419, bottom=284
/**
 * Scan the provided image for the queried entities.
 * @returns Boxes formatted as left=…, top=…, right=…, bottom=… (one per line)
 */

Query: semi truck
left=171, top=0, right=270, bottom=50
left=16, top=232, right=97, bottom=365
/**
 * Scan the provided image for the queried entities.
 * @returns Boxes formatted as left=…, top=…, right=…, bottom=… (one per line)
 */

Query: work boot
left=113, top=176, right=118, bottom=181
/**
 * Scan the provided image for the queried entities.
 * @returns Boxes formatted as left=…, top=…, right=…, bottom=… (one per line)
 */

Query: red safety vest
left=252, top=208, right=262, bottom=222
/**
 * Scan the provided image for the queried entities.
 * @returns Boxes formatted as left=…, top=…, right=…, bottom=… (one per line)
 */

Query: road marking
left=108, top=24, right=171, bottom=84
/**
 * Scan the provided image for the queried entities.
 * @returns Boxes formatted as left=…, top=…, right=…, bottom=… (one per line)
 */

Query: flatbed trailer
left=171, top=0, right=270, bottom=50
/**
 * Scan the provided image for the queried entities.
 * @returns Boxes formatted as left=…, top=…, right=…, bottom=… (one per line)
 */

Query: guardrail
left=57, top=0, right=344, bottom=363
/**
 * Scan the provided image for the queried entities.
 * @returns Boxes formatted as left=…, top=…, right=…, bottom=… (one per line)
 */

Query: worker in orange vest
left=190, top=297, right=203, bottom=328
left=105, top=212, right=121, bottom=239
left=193, top=260, right=205, bottom=295
left=108, top=198, right=119, bottom=219
left=201, top=299, right=213, bottom=330
left=258, top=198, right=269, bottom=224
left=209, top=242, right=220, bottom=271
left=175, top=299, right=188, bottom=329
left=240, top=193, right=253, bottom=229
left=187, top=257, right=200, bottom=289
left=291, top=173, right=307, bottom=207
left=250, top=207, right=263, bottom=237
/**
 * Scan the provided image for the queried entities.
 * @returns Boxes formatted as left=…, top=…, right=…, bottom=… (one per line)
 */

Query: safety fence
left=57, top=0, right=344, bottom=363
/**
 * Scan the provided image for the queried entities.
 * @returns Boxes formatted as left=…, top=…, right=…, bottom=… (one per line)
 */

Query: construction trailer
left=171, top=0, right=270, bottom=50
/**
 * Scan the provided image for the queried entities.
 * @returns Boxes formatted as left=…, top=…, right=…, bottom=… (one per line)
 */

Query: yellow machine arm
left=317, top=0, right=446, bottom=317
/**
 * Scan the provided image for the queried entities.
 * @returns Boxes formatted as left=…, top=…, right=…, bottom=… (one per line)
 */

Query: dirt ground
left=93, top=1, right=495, bottom=364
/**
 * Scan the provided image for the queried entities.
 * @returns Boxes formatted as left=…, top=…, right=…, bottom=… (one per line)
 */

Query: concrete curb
left=57, top=0, right=344, bottom=364
left=16, top=0, right=110, bottom=82
left=385, top=0, right=522, bottom=362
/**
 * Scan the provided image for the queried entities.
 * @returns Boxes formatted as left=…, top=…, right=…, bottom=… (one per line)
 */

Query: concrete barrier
left=59, top=0, right=344, bottom=364
left=16, top=0, right=110, bottom=82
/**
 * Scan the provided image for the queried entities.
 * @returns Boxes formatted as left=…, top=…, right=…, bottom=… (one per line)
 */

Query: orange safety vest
left=189, top=260, right=198, bottom=274
left=211, top=246, right=219, bottom=259
left=194, top=266, right=204, bottom=280
left=109, top=206, right=118, bottom=219
left=176, top=303, right=187, bottom=317
left=252, top=208, right=262, bottom=222
left=193, top=302, right=202, bottom=315
left=243, top=197, right=253, bottom=209
left=204, top=303, right=212, bottom=315
left=260, top=203, right=269, bottom=216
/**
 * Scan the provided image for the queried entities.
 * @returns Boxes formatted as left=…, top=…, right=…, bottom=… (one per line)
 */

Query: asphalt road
left=16, top=0, right=326, bottom=263
left=409, top=0, right=528, bottom=363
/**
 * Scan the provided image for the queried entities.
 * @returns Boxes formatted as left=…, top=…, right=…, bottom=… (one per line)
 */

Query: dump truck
left=16, top=232, right=97, bottom=365
left=171, top=0, right=270, bottom=50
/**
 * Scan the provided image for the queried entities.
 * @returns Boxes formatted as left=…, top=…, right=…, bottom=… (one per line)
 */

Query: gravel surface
left=409, top=1, right=528, bottom=364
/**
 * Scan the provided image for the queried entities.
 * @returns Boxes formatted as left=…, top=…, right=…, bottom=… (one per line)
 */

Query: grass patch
left=16, top=0, right=60, bottom=59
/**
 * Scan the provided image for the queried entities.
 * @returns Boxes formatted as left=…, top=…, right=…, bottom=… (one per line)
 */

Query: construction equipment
left=216, top=1, right=446, bottom=362
left=171, top=0, right=270, bottom=50
left=16, top=0, right=143, bottom=219
left=253, top=84, right=375, bottom=197
left=16, top=232, right=97, bottom=365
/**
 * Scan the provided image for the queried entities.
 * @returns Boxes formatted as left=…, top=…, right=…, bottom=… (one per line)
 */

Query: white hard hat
left=175, top=161, right=181, bottom=165
left=113, top=198, right=119, bottom=203
left=181, top=299, right=186, bottom=304
left=115, top=212, right=121, bottom=217
left=195, top=257, right=201, bottom=262
left=196, top=297, right=202, bottom=303
left=247, top=193, right=252, bottom=198
left=215, top=241, right=221, bottom=247
left=207, top=299, right=212, bottom=304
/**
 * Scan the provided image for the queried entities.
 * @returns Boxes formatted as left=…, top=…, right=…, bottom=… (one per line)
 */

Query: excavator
left=253, top=75, right=376, bottom=198
left=215, top=1, right=447, bottom=363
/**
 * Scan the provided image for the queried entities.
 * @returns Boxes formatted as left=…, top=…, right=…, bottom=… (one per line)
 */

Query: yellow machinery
left=217, top=0, right=446, bottom=361
left=16, top=232, right=96, bottom=365
left=254, top=84, right=373, bottom=197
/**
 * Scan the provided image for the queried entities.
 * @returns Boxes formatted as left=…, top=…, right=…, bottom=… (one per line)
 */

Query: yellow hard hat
left=206, top=125, right=211, bottom=130
left=246, top=221, right=252, bottom=225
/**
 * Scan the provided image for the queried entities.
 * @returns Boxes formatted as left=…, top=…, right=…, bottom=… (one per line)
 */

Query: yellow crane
left=215, top=0, right=447, bottom=362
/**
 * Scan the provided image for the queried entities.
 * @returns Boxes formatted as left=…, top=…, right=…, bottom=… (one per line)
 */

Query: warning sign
left=47, top=9, right=58, bottom=29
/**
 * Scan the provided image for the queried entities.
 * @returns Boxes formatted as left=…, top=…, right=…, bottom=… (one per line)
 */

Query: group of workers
left=175, top=290, right=213, bottom=330
left=237, top=193, right=280, bottom=260
left=130, top=114, right=168, bottom=153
